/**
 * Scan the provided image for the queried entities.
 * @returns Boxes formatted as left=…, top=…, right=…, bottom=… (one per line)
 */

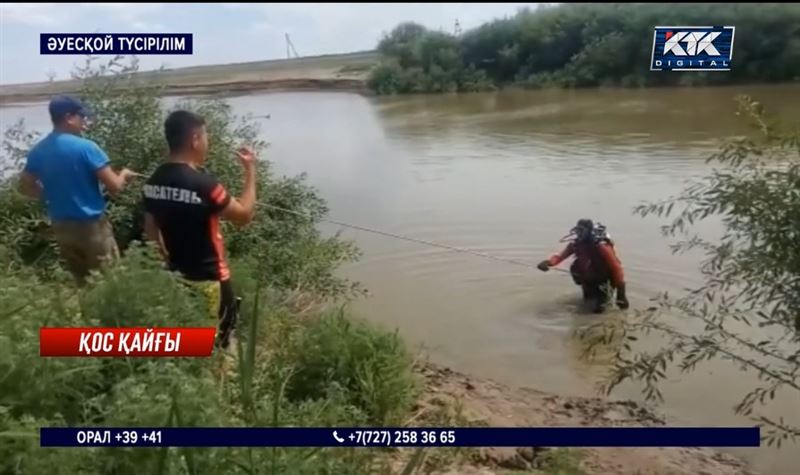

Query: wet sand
left=403, top=362, right=756, bottom=475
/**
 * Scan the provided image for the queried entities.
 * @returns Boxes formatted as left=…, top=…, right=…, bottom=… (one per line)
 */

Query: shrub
left=0, top=56, right=362, bottom=300
left=283, top=310, right=418, bottom=425
left=368, top=23, right=494, bottom=94
left=580, top=96, right=800, bottom=447
left=367, top=61, right=405, bottom=95
left=369, top=4, right=800, bottom=94
left=0, top=246, right=420, bottom=474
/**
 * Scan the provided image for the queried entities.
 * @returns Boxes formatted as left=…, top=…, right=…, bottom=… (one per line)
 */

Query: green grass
left=2, top=248, right=568, bottom=474
left=0, top=248, right=421, bottom=475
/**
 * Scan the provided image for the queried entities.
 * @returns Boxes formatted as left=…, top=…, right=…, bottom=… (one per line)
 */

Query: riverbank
left=0, top=50, right=377, bottom=104
left=409, top=362, right=755, bottom=475
left=2, top=69, right=783, bottom=474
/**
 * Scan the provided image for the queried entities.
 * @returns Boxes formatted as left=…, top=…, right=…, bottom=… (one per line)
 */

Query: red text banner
left=39, top=327, right=216, bottom=357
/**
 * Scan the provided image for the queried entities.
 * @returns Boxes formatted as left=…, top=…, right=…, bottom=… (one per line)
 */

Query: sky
left=0, top=3, right=540, bottom=85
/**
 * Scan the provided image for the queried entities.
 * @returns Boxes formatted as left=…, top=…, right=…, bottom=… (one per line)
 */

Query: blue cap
left=48, top=95, right=91, bottom=122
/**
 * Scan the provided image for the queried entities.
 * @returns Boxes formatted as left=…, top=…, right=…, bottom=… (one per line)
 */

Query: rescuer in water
left=537, top=219, right=629, bottom=313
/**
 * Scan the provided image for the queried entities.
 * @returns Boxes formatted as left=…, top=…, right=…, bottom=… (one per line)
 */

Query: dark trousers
left=217, top=280, right=240, bottom=349
left=570, top=261, right=611, bottom=303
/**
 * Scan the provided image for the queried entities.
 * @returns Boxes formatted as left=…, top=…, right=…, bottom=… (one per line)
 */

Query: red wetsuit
left=547, top=240, right=625, bottom=288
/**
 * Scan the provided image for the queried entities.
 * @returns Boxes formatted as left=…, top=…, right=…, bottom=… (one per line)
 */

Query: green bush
left=580, top=96, right=800, bottom=447
left=0, top=245, right=420, bottom=474
left=369, top=23, right=494, bottom=94
left=284, top=311, right=418, bottom=425
left=1, top=56, right=362, bottom=300
left=367, top=61, right=405, bottom=95
left=0, top=124, right=60, bottom=277
left=458, top=65, right=495, bottom=93
left=369, top=3, right=800, bottom=94
left=0, top=268, right=103, bottom=424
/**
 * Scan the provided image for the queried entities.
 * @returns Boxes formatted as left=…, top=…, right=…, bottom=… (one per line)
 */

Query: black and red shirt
left=142, top=162, right=231, bottom=282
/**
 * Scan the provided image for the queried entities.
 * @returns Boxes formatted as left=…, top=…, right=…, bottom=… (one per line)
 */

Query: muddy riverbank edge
left=409, top=362, right=755, bottom=475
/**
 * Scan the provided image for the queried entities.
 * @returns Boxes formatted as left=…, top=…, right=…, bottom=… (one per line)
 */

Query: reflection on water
left=2, top=85, right=799, bottom=474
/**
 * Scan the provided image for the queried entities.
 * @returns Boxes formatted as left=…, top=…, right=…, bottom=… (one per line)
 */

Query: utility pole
left=285, top=33, right=299, bottom=59
left=454, top=19, right=462, bottom=36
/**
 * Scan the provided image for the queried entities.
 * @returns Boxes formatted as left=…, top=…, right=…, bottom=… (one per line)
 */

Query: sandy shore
left=0, top=51, right=377, bottom=104
left=0, top=79, right=369, bottom=104
left=409, top=363, right=755, bottom=475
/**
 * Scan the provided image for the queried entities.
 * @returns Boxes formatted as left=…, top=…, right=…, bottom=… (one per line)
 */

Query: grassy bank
left=0, top=243, right=608, bottom=474
left=1, top=247, right=406, bottom=473
left=0, top=247, right=759, bottom=475
left=2, top=243, right=756, bottom=475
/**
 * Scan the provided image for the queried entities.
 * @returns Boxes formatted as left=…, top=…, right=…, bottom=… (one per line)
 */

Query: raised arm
left=219, top=146, right=257, bottom=227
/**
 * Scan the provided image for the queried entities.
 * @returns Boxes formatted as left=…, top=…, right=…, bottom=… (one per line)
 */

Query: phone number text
left=352, top=430, right=456, bottom=446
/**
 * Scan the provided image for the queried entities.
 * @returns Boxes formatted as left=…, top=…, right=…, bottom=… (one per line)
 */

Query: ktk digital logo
left=650, top=26, right=735, bottom=71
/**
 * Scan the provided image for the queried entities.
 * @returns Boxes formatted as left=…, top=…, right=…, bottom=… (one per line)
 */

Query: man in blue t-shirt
left=18, top=95, right=138, bottom=282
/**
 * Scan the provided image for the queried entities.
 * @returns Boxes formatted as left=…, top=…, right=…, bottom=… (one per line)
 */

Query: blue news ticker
left=40, top=427, right=761, bottom=448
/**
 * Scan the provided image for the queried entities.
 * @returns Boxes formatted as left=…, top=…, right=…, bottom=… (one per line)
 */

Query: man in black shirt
left=142, top=110, right=257, bottom=349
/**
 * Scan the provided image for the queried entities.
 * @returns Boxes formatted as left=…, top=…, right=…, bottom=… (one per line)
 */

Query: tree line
left=368, top=3, right=800, bottom=94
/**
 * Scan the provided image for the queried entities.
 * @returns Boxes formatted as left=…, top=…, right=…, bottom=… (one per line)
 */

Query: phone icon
left=333, top=431, right=345, bottom=443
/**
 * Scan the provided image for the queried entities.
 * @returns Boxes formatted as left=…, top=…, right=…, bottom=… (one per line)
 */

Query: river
left=1, top=84, right=798, bottom=474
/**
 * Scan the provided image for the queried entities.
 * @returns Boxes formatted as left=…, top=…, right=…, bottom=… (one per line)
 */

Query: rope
left=261, top=203, right=570, bottom=274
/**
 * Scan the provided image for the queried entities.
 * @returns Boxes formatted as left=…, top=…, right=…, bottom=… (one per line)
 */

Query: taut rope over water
left=261, top=203, right=570, bottom=274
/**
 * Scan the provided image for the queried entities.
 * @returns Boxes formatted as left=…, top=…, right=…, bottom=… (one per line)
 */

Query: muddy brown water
left=2, top=84, right=799, bottom=474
